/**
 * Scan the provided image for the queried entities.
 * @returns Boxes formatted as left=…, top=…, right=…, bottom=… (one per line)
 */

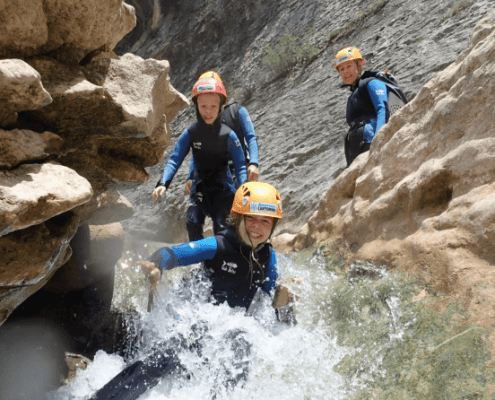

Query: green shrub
left=314, top=249, right=494, bottom=400
left=262, top=29, right=319, bottom=75
left=226, top=85, right=243, bottom=101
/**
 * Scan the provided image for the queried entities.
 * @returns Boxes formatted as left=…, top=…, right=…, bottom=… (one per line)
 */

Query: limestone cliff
left=276, top=11, right=495, bottom=332
left=0, top=0, right=188, bottom=329
left=116, top=0, right=495, bottom=243
left=116, top=0, right=495, bottom=352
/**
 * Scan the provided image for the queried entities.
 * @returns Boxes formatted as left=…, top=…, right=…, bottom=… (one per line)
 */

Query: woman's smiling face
left=337, top=60, right=360, bottom=85
left=239, top=214, right=274, bottom=248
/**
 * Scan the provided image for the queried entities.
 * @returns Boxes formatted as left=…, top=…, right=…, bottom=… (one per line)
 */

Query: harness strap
left=349, top=115, right=375, bottom=129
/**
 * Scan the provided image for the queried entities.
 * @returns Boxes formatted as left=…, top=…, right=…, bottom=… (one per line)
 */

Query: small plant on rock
left=315, top=251, right=495, bottom=400
left=262, top=29, right=319, bottom=76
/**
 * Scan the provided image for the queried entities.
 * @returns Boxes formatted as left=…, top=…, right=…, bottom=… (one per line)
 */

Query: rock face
left=276, top=11, right=495, bottom=328
left=116, top=0, right=495, bottom=243
left=116, top=0, right=495, bottom=349
left=1, top=0, right=495, bottom=372
left=0, top=0, right=136, bottom=63
left=0, top=0, right=188, bottom=331
left=0, top=59, right=52, bottom=127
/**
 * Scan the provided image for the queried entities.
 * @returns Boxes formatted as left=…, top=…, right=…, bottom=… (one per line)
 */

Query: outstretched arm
left=139, top=237, right=219, bottom=289
left=238, top=107, right=259, bottom=181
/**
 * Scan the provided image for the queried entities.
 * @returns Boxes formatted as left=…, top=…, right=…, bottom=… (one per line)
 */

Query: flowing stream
left=40, top=237, right=495, bottom=400
left=48, top=248, right=353, bottom=400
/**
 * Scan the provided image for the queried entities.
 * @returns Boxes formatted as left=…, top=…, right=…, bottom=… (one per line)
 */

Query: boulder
left=0, top=212, right=79, bottom=326
left=84, top=190, right=135, bottom=225
left=23, top=54, right=189, bottom=192
left=0, top=162, right=93, bottom=236
left=0, top=0, right=136, bottom=64
left=0, top=59, right=52, bottom=128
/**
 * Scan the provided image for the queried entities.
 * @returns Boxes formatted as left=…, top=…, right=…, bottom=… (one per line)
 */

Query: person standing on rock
left=335, top=46, right=406, bottom=166
left=152, top=76, right=247, bottom=239
left=184, top=71, right=260, bottom=241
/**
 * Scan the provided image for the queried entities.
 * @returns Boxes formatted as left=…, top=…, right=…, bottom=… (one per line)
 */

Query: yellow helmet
left=199, top=71, right=223, bottom=85
left=334, top=47, right=365, bottom=70
left=232, top=182, right=283, bottom=219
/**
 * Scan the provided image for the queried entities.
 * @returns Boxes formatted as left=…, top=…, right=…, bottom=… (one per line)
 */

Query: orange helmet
left=192, top=77, right=227, bottom=106
left=199, top=70, right=223, bottom=85
left=232, top=182, right=283, bottom=219
left=334, top=47, right=365, bottom=70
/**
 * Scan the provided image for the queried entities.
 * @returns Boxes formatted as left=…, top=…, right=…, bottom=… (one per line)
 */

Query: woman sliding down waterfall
left=91, top=182, right=298, bottom=400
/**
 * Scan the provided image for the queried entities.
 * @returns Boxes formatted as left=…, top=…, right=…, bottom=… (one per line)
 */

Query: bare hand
left=272, top=277, right=304, bottom=309
left=185, top=179, right=192, bottom=195
left=247, top=164, right=259, bottom=182
left=152, top=186, right=166, bottom=202
left=136, top=260, right=161, bottom=289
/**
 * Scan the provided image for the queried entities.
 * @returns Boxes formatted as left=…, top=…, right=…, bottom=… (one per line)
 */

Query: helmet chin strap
left=241, top=215, right=255, bottom=249
left=238, top=214, right=265, bottom=250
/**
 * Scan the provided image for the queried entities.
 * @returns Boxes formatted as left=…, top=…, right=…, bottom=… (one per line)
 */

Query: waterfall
left=48, top=247, right=350, bottom=400
left=47, top=244, right=493, bottom=400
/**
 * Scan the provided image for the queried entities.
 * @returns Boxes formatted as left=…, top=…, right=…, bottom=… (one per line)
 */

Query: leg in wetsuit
left=186, top=178, right=208, bottom=241
left=91, top=323, right=251, bottom=400
left=186, top=173, right=235, bottom=240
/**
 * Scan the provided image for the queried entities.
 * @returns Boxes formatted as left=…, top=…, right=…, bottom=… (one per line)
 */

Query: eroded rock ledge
left=275, top=11, right=495, bottom=329
left=0, top=0, right=188, bottom=328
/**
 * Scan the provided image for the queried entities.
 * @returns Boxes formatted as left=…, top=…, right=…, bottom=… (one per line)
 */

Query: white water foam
left=48, top=251, right=350, bottom=400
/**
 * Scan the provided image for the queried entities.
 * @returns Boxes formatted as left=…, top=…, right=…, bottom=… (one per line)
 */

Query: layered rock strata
left=0, top=0, right=188, bottom=329
left=275, top=12, right=495, bottom=329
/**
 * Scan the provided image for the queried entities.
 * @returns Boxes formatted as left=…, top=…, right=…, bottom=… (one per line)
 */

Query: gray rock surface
left=117, top=0, right=495, bottom=243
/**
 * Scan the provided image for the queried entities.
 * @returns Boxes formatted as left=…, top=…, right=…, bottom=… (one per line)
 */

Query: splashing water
left=48, top=251, right=351, bottom=400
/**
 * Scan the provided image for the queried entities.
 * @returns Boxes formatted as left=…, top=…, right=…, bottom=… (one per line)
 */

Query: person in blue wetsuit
left=187, top=71, right=259, bottom=185
left=91, top=184, right=295, bottom=400
left=184, top=71, right=260, bottom=241
left=335, top=46, right=389, bottom=166
left=143, top=182, right=285, bottom=311
left=152, top=76, right=247, bottom=239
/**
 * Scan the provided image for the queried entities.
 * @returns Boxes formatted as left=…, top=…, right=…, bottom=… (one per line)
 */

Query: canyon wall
left=275, top=11, right=495, bottom=331
left=0, top=0, right=188, bottom=328
left=115, top=0, right=495, bottom=243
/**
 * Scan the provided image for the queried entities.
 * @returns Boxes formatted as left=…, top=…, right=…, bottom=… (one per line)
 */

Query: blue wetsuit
left=186, top=105, right=258, bottom=241
left=345, top=77, right=388, bottom=166
left=188, top=105, right=259, bottom=175
left=157, top=111, right=247, bottom=239
left=150, top=227, right=278, bottom=310
left=93, top=228, right=272, bottom=399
